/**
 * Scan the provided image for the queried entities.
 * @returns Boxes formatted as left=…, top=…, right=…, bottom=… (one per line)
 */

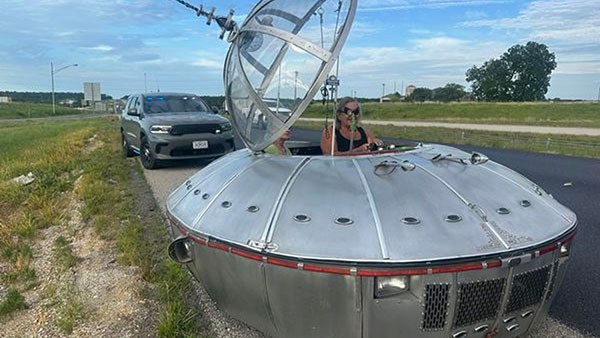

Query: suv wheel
left=122, top=132, right=135, bottom=158
left=140, top=137, right=160, bottom=169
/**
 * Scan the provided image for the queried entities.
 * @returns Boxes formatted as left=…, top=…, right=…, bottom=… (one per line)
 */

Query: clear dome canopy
left=224, top=0, right=357, bottom=151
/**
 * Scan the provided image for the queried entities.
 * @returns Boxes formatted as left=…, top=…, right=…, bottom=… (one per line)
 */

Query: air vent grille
left=455, top=278, right=505, bottom=328
left=422, top=284, right=450, bottom=331
left=505, top=265, right=551, bottom=314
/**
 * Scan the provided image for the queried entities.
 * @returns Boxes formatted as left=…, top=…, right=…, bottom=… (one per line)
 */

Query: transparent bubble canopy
left=224, top=0, right=357, bottom=151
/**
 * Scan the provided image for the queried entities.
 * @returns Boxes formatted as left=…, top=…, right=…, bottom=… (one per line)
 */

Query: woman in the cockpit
left=320, top=97, right=383, bottom=155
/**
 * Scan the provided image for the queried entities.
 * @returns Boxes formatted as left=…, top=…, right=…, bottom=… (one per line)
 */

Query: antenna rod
left=168, top=0, right=238, bottom=40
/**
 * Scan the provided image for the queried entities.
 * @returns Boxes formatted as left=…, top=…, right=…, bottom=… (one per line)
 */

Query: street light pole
left=51, top=62, right=78, bottom=115
left=51, top=62, right=55, bottom=115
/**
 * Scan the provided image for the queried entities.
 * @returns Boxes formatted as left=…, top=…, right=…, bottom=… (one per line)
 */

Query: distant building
left=0, top=96, right=12, bottom=103
left=83, top=82, right=101, bottom=106
left=405, top=85, right=416, bottom=97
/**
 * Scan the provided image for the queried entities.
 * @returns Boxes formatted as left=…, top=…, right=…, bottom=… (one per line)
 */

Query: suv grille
left=422, top=284, right=450, bottom=331
left=454, top=278, right=505, bottom=328
left=170, top=124, right=222, bottom=135
left=505, top=265, right=551, bottom=314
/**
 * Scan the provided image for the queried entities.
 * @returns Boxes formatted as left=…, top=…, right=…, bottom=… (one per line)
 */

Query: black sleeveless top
left=335, top=127, right=368, bottom=152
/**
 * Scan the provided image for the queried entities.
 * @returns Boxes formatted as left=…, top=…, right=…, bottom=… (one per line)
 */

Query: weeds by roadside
left=0, top=118, right=207, bottom=337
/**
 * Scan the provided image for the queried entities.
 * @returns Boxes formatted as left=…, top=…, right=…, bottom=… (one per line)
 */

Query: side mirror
left=127, top=107, right=139, bottom=116
left=211, top=106, right=219, bottom=114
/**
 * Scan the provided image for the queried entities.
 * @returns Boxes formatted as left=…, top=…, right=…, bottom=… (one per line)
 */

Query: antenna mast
left=168, top=0, right=238, bottom=40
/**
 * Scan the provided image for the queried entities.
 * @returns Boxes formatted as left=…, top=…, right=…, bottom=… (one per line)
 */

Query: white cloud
left=358, top=0, right=512, bottom=11
left=87, top=45, right=114, bottom=52
left=463, top=0, right=600, bottom=75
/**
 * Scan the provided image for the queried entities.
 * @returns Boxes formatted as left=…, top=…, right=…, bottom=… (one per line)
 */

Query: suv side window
left=133, top=96, right=141, bottom=115
left=124, top=98, right=133, bottom=116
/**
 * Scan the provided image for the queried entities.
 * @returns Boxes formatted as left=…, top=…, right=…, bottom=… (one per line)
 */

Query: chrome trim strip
left=353, top=159, right=389, bottom=260
left=126, top=132, right=137, bottom=139
left=263, top=157, right=312, bottom=243
left=169, top=151, right=251, bottom=210
left=190, top=157, right=267, bottom=228
left=415, top=163, right=510, bottom=249
left=480, top=165, right=573, bottom=223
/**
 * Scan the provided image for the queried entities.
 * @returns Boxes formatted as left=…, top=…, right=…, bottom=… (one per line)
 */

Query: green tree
left=466, top=42, right=556, bottom=101
left=407, top=88, right=433, bottom=102
left=432, top=83, right=466, bottom=102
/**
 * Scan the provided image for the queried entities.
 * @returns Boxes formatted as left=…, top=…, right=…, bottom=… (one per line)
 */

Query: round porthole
left=202, top=193, right=210, bottom=200
left=335, top=217, right=354, bottom=225
left=497, top=208, right=511, bottom=215
left=445, top=215, right=463, bottom=223
left=520, top=200, right=531, bottom=207
left=293, top=214, right=310, bottom=223
left=221, top=201, right=232, bottom=208
left=247, top=205, right=259, bottom=213
left=193, top=189, right=201, bottom=196
left=401, top=217, right=420, bottom=225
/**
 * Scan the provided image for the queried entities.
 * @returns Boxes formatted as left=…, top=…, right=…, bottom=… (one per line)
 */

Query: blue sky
left=1, top=0, right=598, bottom=99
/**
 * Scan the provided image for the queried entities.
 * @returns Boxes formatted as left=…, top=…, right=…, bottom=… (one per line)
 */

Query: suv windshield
left=144, top=95, right=209, bottom=114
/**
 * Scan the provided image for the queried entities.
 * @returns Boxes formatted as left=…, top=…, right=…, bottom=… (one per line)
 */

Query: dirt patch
left=83, top=135, right=104, bottom=155
left=0, top=180, right=158, bottom=338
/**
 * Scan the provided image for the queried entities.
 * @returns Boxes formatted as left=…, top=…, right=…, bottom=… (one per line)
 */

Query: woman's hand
left=373, top=138, right=384, bottom=147
left=354, top=143, right=370, bottom=152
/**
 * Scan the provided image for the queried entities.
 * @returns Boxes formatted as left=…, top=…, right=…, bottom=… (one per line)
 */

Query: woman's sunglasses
left=342, top=107, right=360, bottom=116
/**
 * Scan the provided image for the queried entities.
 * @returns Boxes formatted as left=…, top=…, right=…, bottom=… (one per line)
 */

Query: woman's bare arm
left=364, top=126, right=384, bottom=146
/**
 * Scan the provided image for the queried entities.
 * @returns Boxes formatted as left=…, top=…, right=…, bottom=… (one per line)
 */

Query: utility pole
left=294, top=71, right=298, bottom=99
left=51, top=62, right=55, bottom=115
left=381, top=83, right=386, bottom=103
left=144, top=73, right=148, bottom=93
left=597, top=86, right=600, bottom=103
left=51, top=62, right=77, bottom=115
left=394, top=81, right=397, bottom=94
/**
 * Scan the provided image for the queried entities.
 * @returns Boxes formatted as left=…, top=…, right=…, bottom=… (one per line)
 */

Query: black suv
left=120, top=93, right=235, bottom=169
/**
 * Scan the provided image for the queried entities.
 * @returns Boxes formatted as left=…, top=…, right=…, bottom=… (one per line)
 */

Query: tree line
left=0, top=91, right=112, bottom=106
left=406, top=41, right=556, bottom=103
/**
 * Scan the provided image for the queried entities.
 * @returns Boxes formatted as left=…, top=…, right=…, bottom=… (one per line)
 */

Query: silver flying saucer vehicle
left=166, top=1, right=577, bottom=337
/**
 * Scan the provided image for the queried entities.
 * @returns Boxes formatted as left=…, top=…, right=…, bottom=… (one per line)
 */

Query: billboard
left=84, top=82, right=101, bottom=101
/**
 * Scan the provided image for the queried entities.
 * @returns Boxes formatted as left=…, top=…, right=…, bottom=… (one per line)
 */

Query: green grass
left=304, top=102, right=600, bottom=128
left=0, top=116, right=205, bottom=336
left=0, top=289, right=26, bottom=317
left=0, top=102, right=84, bottom=119
left=296, top=120, right=600, bottom=158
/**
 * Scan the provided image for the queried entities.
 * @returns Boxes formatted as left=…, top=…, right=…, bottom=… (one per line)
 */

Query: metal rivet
left=401, top=217, right=420, bottom=225
left=335, top=217, right=353, bottom=225
left=293, top=214, right=310, bottom=223
left=445, top=215, right=463, bottom=223
left=247, top=205, right=259, bottom=213
left=202, top=193, right=210, bottom=200
left=221, top=201, right=232, bottom=208
left=497, top=207, right=511, bottom=215
left=194, top=189, right=201, bottom=195
left=520, top=200, right=531, bottom=207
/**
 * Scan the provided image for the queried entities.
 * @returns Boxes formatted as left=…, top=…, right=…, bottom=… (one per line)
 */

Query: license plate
left=192, top=140, right=209, bottom=149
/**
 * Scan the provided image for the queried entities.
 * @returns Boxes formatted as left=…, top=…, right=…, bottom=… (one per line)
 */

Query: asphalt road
left=144, top=128, right=600, bottom=337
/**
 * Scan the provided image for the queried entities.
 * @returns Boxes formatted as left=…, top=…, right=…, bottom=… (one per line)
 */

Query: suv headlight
left=375, top=276, right=410, bottom=298
left=221, top=122, right=232, bottom=132
left=151, top=125, right=172, bottom=134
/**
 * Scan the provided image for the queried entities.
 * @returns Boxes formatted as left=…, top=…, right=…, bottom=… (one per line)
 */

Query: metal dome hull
left=166, top=145, right=576, bottom=338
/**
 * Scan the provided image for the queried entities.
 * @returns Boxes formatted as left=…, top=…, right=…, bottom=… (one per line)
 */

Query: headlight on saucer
left=151, top=125, right=172, bottom=134
left=375, top=276, right=410, bottom=298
